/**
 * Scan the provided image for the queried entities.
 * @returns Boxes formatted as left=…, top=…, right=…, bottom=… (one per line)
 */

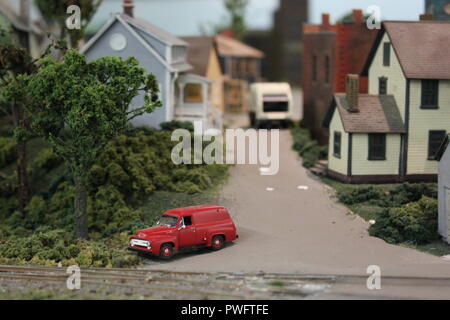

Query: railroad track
left=0, top=265, right=335, bottom=299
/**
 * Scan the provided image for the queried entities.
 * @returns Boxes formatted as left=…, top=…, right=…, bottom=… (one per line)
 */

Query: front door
left=178, top=216, right=197, bottom=248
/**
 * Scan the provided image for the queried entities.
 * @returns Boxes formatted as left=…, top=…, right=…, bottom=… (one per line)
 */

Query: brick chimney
left=353, top=9, right=364, bottom=24
left=346, top=74, right=359, bottom=113
left=123, top=0, right=134, bottom=17
left=321, top=13, right=331, bottom=31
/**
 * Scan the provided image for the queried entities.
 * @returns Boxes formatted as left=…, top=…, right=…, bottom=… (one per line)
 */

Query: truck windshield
left=263, top=94, right=289, bottom=112
left=156, top=215, right=178, bottom=227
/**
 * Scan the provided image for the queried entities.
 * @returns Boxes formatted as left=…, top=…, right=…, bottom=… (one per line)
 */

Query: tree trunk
left=74, top=173, right=88, bottom=240
left=11, top=102, right=30, bottom=216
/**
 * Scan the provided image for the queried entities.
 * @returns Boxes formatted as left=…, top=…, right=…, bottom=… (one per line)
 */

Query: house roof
left=81, top=13, right=191, bottom=73
left=323, top=93, right=405, bottom=133
left=362, top=21, right=450, bottom=79
left=120, top=13, right=187, bottom=47
left=181, top=36, right=215, bottom=76
left=215, top=35, right=264, bottom=59
left=434, top=134, right=450, bottom=161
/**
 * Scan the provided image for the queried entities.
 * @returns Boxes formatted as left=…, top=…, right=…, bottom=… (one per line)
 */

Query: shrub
left=369, top=197, right=439, bottom=245
left=160, top=120, right=194, bottom=132
left=389, top=183, right=437, bottom=206
left=0, top=137, right=17, bottom=168
left=291, top=125, right=327, bottom=168
left=337, top=186, right=386, bottom=205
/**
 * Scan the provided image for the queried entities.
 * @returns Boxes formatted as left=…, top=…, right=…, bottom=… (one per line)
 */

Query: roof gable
left=182, top=36, right=215, bottom=76
left=215, top=35, right=264, bottom=59
left=324, top=94, right=405, bottom=133
left=363, top=21, right=450, bottom=79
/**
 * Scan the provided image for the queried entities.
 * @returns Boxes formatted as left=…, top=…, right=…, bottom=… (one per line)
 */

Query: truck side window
left=183, top=216, right=192, bottom=226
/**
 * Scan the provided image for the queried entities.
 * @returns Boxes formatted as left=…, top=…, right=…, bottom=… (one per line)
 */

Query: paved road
left=144, top=120, right=450, bottom=298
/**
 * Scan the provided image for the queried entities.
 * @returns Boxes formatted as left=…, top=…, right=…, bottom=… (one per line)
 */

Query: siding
left=368, top=33, right=406, bottom=121
left=407, top=79, right=450, bottom=175
left=352, top=133, right=401, bottom=175
left=206, top=48, right=224, bottom=111
left=84, top=20, right=169, bottom=128
left=328, top=110, right=348, bottom=175
left=438, top=146, right=450, bottom=242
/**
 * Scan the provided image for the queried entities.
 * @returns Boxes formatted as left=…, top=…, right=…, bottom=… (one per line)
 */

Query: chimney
left=346, top=74, right=359, bottom=113
left=123, top=0, right=134, bottom=17
left=321, top=13, right=330, bottom=31
left=353, top=9, right=364, bottom=24
left=20, top=0, right=30, bottom=27
left=420, top=13, right=434, bottom=21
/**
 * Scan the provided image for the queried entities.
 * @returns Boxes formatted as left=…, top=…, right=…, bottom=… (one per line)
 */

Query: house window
left=383, top=42, right=391, bottom=66
left=333, top=131, right=341, bottom=158
left=312, top=54, right=317, bottom=82
left=368, top=133, right=386, bottom=160
left=325, top=56, right=330, bottom=84
left=428, top=130, right=446, bottom=160
left=379, top=77, right=388, bottom=95
left=184, top=84, right=203, bottom=103
left=421, top=80, right=439, bottom=109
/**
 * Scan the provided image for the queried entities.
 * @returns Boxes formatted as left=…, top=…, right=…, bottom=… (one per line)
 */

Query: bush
left=369, top=197, right=439, bottom=245
left=291, top=124, right=327, bottom=168
left=0, top=137, right=17, bottom=168
left=0, top=229, right=140, bottom=268
left=389, top=183, right=437, bottom=206
left=337, top=186, right=386, bottom=205
left=160, top=120, right=194, bottom=132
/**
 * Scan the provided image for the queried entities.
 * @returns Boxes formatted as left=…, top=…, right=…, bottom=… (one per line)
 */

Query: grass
left=269, top=281, right=286, bottom=287
left=320, top=177, right=450, bottom=256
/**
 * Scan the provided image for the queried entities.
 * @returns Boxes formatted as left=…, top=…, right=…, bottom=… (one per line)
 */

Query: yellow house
left=181, top=37, right=225, bottom=112
left=323, top=21, right=450, bottom=183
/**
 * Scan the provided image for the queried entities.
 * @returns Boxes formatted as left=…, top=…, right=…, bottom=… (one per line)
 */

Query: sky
left=87, top=0, right=425, bottom=36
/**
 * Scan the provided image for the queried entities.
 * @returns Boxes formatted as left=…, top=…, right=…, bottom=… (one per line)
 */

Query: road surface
left=144, top=114, right=450, bottom=299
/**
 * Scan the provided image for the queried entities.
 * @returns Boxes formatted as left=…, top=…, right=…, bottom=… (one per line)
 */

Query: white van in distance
left=249, top=82, right=293, bottom=128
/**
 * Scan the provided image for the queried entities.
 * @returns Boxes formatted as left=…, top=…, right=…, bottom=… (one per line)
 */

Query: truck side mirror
left=178, top=224, right=186, bottom=231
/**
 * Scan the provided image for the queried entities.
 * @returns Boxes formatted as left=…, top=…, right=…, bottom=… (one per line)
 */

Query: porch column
left=178, top=82, right=185, bottom=118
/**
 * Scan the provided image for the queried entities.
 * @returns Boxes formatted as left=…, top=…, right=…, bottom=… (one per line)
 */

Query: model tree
left=35, top=0, right=102, bottom=48
left=6, top=50, right=161, bottom=239
left=224, top=0, right=249, bottom=40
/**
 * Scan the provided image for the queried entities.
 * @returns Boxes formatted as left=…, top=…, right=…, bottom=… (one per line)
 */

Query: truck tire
left=159, top=243, right=174, bottom=260
left=211, top=235, right=224, bottom=251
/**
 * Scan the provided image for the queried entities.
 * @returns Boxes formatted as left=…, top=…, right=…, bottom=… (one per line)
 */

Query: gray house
left=435, top=135, right=450, bottom=244
left=81, top=1, right=222, bottom=131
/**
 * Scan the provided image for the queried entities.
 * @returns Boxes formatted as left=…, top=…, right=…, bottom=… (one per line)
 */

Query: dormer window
left=421, top=80, right=439, bottom=109
left=383, top=42, right=391, bottom=67
left=172, top=46, right=187, bottom=63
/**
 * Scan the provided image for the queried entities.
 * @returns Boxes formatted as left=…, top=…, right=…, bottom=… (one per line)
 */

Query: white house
left=323, top=20, right=450, bottom=183
left=434, top=135, right=450, bottom=244
left=81, top=0, right=222, bottom=132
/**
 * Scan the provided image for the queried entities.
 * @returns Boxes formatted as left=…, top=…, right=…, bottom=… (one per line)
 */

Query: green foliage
left=223, top=0, right=249, bottom=40
left=0, top=228, right=140, bottom=268
left=160, top=120, right=194, bottom=132
left=369, top=197, right=439, bottom=245
left=0, top=137, right=17, bottom=168
left=32, top=148, right=62, bottom=172
left=291, top=124, right=327, bottom=168
left=337, top=186, right=386, bottom=205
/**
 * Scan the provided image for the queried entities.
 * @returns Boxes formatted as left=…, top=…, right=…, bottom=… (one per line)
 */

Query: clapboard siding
left=407, top=79, right=450, bottom=175
left=352, top=133, right=401, bottom=175
left=368, top=33, right=406, bottom=121
left=438, top=146, right=450, bottom=242
left=328, top=110, right=348, bottom=175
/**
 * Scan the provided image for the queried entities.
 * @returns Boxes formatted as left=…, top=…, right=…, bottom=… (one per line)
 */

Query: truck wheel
left=159, top=243, right=174, bottom=260
left=211, top=235, right=224, bottom=251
